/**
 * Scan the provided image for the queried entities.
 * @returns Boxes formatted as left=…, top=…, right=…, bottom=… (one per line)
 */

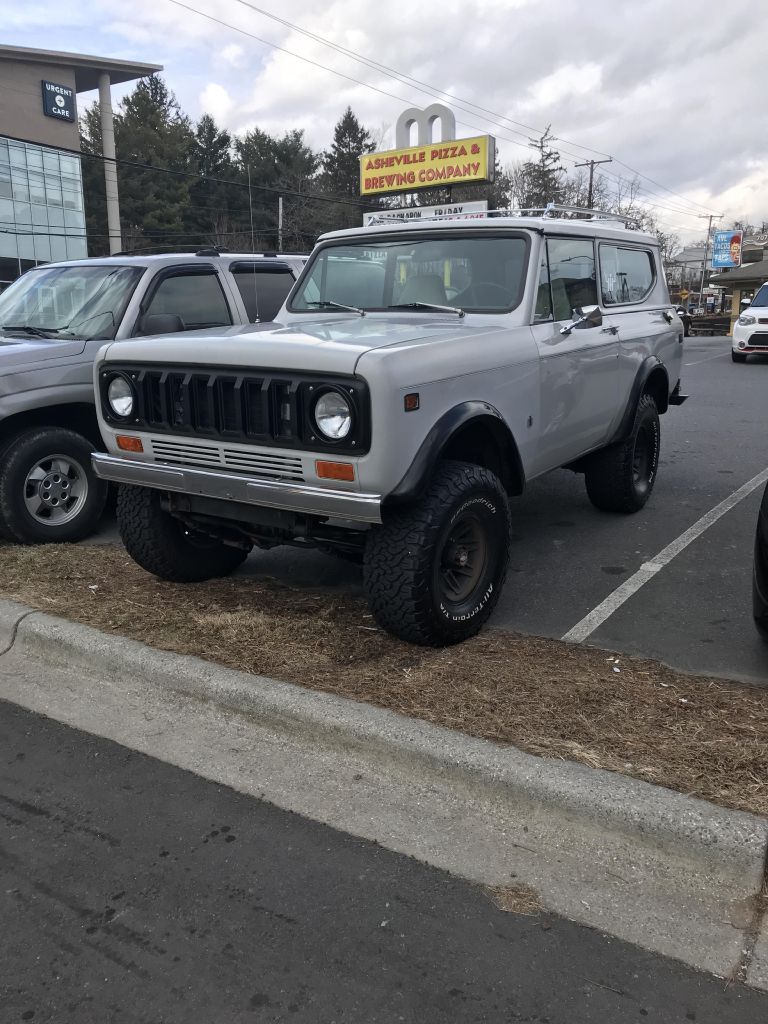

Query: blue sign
left=41, top=80, right=76, bottom=123
left=711, top=230, right=742, bottom=268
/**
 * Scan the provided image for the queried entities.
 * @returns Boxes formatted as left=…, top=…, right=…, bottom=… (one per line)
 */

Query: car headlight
left=739, top=314, right=756, bottom=326
left=107, top=375, right=135, bottom=418
left=314, top=389, right=352, bottom=439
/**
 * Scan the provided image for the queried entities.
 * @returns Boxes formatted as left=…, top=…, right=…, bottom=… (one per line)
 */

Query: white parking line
left=561, top=466, right=768, bottom=643
left=684, top=350, right=728, bottom=366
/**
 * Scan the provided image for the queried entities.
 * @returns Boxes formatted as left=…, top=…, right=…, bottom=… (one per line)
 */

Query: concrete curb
left=5, top=599, right=768, bottom=892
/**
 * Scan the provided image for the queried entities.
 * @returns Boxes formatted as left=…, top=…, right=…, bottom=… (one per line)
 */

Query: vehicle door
left=130, top=263, right=236, bottom=336
left=597, top=243, right=678, bottom=416
left=226, top=261, right=298, bottom=323
left=530, top=235, right=618, bottom=470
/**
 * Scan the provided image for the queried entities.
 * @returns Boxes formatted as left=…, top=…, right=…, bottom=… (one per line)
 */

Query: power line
left=184, top=0, right=720, bottom=217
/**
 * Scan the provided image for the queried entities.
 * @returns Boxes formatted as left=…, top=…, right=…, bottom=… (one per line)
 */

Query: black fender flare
left=384, top=401, right=525, bottom=505
left=610, top=356, right=670, bottom=445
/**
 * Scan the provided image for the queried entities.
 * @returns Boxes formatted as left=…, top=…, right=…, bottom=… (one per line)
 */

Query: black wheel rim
left=438, top=514, right=488, bottom=605
left=632, top=424, right=653, bottom=494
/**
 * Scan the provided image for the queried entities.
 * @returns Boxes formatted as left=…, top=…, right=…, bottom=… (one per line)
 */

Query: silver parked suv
left=0, top=249, right=306, bottom=543
left=93, top=207, right=687, bottom=645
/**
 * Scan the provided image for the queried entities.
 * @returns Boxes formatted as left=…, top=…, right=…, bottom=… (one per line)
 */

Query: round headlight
left=314, top=390, right=352, bottom=440
left=108, top=375, right=134, bottom=418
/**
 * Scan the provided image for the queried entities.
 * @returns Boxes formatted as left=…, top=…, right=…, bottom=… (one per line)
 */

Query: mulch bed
left=1, top=542, right=766, bottom=818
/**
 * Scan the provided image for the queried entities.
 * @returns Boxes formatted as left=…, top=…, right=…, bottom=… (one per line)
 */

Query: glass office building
left=0, top=137, right=87, bottom=288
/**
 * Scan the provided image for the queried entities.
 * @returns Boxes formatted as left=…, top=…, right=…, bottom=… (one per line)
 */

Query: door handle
left=601, top=325, right=619, bottom=335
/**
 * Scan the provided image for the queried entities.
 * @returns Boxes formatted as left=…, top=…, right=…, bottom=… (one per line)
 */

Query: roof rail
left=363, top=203, right=640, bottom=229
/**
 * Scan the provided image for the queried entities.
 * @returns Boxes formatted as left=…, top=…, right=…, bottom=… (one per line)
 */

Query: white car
left=732, top=282, right=768, bottom=362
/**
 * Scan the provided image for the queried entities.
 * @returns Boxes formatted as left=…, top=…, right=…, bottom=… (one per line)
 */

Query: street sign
left=711, top=230, right=742, bottom=268
left=363, top=201, right=488, bottom=226
left=41, top=80, right=76, bottom=123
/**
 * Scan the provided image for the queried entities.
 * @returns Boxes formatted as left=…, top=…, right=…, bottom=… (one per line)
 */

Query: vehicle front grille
left=747, top=333, right=768, bottom=348
left=100, top=363, right=370, bottom=455
left=150, top=438, right=305, bottom=480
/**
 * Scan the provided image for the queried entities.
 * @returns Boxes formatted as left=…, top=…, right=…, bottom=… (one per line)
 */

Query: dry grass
left=486, top=884, right=543, bottom=917
left=1, top=542, right=767, bottom=818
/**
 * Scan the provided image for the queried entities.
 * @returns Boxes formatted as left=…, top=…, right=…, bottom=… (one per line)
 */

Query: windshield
left=289, top=235, right=529, bottom=314
left=750, top=284, right=768, bottom=307
left=0, top=264, right=144, bottom=339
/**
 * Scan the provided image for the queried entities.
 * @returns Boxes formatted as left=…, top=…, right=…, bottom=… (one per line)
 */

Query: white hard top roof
left=320, top=214, right=657, bottom=247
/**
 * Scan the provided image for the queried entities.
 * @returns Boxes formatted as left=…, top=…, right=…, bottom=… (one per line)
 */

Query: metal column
left=98, top=72, right=122, bottom=255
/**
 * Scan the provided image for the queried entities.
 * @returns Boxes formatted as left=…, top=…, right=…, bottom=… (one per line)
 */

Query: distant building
left=0, top=45, right=162, bottom=289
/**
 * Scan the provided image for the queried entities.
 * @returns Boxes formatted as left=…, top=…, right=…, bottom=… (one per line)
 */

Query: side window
left=143, top=271, right=232, bottom=330
left=534, top=253, right=552, bottom=320
left=232, top=268, right=295, bottom=322
left=546, top=238, right=597, bottom=320
left=599, top=246, right=655, bottom=305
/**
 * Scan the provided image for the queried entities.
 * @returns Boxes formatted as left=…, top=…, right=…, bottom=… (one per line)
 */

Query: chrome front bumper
left=92, top=453, right=383, bottom=524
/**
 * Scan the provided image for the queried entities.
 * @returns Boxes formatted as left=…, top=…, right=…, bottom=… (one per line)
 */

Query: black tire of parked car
left=584, top=394, right=660, bottom=514
left=753, top=482, right=768, bottom=642
left=732, top=351, right=748, bottom=363
left=0, top=427, right=108, bottom=544
left=116, top=484, right=250, bottom=582
left=363, top=460, right=511, bottom=646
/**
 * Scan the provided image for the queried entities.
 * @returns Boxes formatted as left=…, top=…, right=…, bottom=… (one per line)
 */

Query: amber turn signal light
left=116, top=435, right=144, bottom=453
left=315, top=460, right=355, bottom=482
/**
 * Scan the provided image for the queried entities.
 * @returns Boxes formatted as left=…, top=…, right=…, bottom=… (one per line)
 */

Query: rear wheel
left=364, top=460, right=510, bottom=646
left=584, top=394, right=660, bottom=514
left=116, top=484, right=250, bottom=581
left=732, top=350, right=747, bottom=363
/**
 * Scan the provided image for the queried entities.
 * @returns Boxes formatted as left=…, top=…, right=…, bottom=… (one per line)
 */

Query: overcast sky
left=2, top=0, right=766, bottom=243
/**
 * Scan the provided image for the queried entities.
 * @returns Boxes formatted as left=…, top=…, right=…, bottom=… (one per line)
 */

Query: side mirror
left=560, top=304, right=603, bottom=335
left=741, top=297, right=752, bottom=308
left=139, top=312, right=185, bottom=336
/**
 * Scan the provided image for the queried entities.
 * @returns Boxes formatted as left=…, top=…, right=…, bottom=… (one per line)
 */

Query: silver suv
left=0, top=250, right=306, bottom=543
left=93, top=208, right=687, bottom=645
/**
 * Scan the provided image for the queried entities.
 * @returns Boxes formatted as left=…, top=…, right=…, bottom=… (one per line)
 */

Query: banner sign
left=360, top=136, right=495, bottom=196
left=41, top=80, right=76, bottom=122
left=711, top=230, right=742, bottom=268
left=363, top=201, right=488, bottom=225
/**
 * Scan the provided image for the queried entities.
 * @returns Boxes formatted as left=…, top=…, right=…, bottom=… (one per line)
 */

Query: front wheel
left=732, top=350, right=747, bottom=363
left=116, top=485, right=250, bottom=581
left=584, top=394, right=660, bottom=514
left=363, top=461, right=511, bottom=646
left=0, top=427, right=108, bottom=544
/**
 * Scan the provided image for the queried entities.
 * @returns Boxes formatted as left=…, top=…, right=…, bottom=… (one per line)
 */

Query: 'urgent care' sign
left=360, top=135, right=495, bottom=196
left=41, top=81, right=76, bottom=123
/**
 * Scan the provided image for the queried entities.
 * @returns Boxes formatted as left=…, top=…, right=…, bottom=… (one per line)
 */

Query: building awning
left=709, top=258, right=768, bottom=288
left=0, top=44, right=162, bottom=92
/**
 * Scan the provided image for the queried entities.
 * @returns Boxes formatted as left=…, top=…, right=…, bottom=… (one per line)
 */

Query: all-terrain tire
left=732, top=350, right=747, bottom=363
left=363, top=460, right=511, bottom=646
left=584, top=394, right=660, bottom=514
left=0, top=427, right=108, bottom=544
left=116, top=484, right=249, bottom=582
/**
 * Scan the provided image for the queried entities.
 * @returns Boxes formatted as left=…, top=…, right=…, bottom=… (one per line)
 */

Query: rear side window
left=231, top=266, right=295, bottom=322
left=144, top=271, right=232, bottom=329
left=599, top=246, right=655, bottom=305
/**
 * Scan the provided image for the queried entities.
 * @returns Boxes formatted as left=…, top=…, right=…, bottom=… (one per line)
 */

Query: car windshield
left=0, top=264, right=144, bottom=340
left=750, top=284, right=768, bottom=307
left=289, top=235, right=529, bottom=314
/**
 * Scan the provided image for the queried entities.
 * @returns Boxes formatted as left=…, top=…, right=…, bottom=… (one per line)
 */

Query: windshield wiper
left=305, top=300, right=366, bottom=317
left=388, top=302, right=465, bottom=318
left=1, top=324, right=62, bottom=337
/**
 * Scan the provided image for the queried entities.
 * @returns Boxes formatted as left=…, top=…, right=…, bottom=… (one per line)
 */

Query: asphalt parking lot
left=91, top=335, right=768, bottom=687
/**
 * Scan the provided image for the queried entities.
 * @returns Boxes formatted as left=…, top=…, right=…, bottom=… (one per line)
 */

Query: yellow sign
left=360, top=135, right=494, bottom=196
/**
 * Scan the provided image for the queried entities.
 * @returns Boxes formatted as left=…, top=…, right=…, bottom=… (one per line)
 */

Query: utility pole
left=574, top=157, right=613, bottom=207
left=697, top=213, right=721, bottom=312
left=278, top=196, right=283, bottom=252
left=247, top=164, right=256, bottom=252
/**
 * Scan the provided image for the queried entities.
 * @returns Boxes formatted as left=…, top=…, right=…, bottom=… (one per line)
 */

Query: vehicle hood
left=101, top=316, right=506, bottom=376
left=0, top=334, right=87, bottom=372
